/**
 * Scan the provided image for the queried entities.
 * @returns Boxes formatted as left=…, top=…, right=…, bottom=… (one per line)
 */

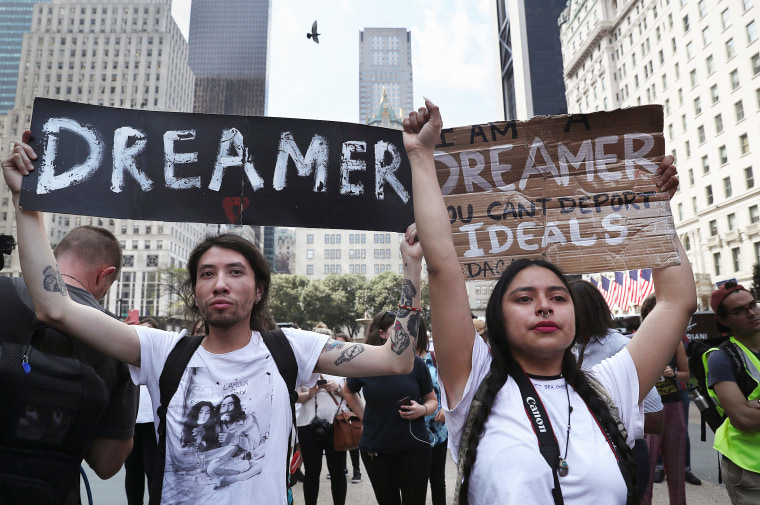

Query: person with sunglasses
left=705, top=281, right=760, bottom=504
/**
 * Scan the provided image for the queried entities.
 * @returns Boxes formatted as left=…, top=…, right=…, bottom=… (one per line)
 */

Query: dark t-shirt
left=707, top=345, right=760, bottom=389
left=346, top=355, right=433, bottom=453
left=7, top=277, right=138, bottom=440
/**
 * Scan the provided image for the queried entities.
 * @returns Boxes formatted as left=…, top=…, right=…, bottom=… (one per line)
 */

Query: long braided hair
left=456, top=259, right=636, bottom=504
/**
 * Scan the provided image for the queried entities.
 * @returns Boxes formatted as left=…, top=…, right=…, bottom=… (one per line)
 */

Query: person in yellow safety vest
left=706, top=282, right=760, bottom=505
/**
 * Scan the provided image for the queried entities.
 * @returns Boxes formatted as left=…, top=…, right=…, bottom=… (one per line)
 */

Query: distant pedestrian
left=334, top=332, right=362, bottom=484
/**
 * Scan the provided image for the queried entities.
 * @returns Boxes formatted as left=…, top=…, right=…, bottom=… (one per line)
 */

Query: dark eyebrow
left=508, top=286, right=569, bottom=296
left=198, top=261, right=248, bottom=270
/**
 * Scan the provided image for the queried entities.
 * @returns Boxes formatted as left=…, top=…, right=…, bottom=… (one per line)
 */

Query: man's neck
left=203, top=323, right=252, bottom=354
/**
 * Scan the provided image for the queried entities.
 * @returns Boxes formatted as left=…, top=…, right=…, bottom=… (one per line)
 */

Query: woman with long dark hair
left=344, top=309, right=438, bottom=505
left=404, top=99, right=696, bottom=504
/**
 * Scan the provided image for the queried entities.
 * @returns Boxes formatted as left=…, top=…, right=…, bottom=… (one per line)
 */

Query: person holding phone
left=344, top=310, right=438, bottom=505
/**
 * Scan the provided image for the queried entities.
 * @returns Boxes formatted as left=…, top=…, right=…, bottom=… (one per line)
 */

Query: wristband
left=423, top=404, right=428, bottom=416
left=398, top=304, right=422, bottom=312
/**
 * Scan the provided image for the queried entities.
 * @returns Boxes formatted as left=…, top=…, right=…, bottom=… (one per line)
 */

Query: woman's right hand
left=402, top=99, right=442, bottom=158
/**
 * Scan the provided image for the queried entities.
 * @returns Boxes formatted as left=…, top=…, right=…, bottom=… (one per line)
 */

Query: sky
left=170, top=0, right=500, bottom=128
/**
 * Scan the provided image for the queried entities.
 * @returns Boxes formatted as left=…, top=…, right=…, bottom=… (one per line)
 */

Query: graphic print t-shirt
left=130, top=327, right=327, bottom=505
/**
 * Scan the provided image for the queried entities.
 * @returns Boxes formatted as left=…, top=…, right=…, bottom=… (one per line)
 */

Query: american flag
left=629, top=270, right=640, bottom=305
left=600, top=275, right=618, bottom=310
left=638, top=268, right=655, bottom=301
left=614, top=271, right=630, bottom=310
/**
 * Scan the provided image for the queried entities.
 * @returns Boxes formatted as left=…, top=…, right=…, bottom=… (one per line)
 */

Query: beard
left=199, top=298, right=254, bottom=329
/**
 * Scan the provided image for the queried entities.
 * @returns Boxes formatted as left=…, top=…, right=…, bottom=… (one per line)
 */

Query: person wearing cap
left=706, top=281, right=760, bottom=504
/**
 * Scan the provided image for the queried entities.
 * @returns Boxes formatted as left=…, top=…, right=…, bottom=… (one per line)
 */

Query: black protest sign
left=434, top=105, right=680, bottom=279
left=20, top=98, right=413, bottom=232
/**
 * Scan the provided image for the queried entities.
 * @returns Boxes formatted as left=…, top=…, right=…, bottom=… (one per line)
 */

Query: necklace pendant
left=558, top=458, right=569, bottom=477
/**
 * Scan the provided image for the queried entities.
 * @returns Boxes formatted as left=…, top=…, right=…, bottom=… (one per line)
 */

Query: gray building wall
left=359, top=27, right=413, bottom=124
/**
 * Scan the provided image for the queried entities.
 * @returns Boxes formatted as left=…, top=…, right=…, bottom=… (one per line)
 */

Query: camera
left=0, top=235, right=17, bottom=271
left=310, top=416, right=331, bottom=440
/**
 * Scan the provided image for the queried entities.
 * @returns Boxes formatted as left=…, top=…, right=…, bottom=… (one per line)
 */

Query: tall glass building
left=0, top=0, right=52, bottom=113
left=188, top=0, right=271, bottom=116
left=494, top=0, right=567, bottom=120
left=359, top=27, right=413, bottom=124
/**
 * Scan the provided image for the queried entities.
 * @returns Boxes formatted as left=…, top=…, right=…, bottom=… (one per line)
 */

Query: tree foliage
left=269, top=274, right=310, bottom=329
left=158, top=266, right=191, bottom=320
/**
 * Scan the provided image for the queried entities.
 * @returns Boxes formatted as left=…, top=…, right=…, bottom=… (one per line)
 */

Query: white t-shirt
left=129, top=327, right=327, bottom=505
left=442, top=336, right=643, bottom=505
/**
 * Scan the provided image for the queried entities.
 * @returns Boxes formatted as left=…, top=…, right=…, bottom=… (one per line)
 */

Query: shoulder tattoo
left=43, top=265, right=68, bottom=297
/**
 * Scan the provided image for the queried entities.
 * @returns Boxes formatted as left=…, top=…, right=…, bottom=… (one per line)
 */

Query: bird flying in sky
left=307, top=20, right=320, bottom=43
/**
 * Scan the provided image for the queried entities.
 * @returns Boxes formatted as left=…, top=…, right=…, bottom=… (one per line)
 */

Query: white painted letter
left=557, top=140, right=591, bottom=183
left=569, top=218, right=597, bottom=246
left=435, top=151, right=460, bottom=196
left=624, top=133, right=657, bottom=178
left=541, top=222, right=567, bottom=248
left=375, top=141, right=409, bottom=202
left=163, top=130, right=200, bottom=189
left=37, top=117, right=104, bottom=194
left=490, top=145, right=515, bottom=191
left=603, top=213, right=628, bottom=245
left=112, top=126, right=152, bottom=193
left=460, top=222, right=485, bottom=257
left=340, top=141, right=366, bottom=196
left=460, top=150, right=492, bottom=193
left=487, top=225, right=513, bottom=254
left=209, top=128, right=264, bottom=192
left=273, top=132, right=329, bottom=192
left=594, top=135, right=621, bottom=181
left=520, top=138, right=560, bottom=190
left=517, top=222, right=539, bottom=251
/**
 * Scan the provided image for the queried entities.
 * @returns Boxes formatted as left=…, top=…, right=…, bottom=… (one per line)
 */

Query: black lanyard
left=509, top=368, right=565, bottom=505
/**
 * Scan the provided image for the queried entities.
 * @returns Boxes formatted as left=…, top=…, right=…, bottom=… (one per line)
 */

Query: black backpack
left=148, top=329, right=298, bottom=505
left=0, top=277, right=110, bottom=505
left=687, top=337, right=756, bottom=440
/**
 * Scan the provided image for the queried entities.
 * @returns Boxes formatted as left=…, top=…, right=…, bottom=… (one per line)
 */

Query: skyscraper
left=0, top=0, right=52, bottom=114
left=493, top=0, right=568, bottom=120
left=359, top=27, right=413, bottom=124
left=188, top=0, right=271, bottom=116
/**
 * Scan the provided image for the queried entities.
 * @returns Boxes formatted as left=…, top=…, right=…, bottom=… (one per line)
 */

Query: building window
left=715, top=114, right=723, bottom=133
left=748, top=21, right=758, bottom=43
left=306, top=249, right=314, bottom=259
left=724, top=176, right=732, bottom=197
left=692, top=196, right=698, bottom=214
left=694, top=97, right=702, bottom=115
left=690, top=69, right=698, bottom=87
left=740, top=134, right=750, bottom=155
left=730, top=69, right=740, bottom=90
left=719, top=145, right=729, bottom=165
left=711, top=84, right=720, bottom=103
left=702, top=155, right=710, bottom=174
left=307, top=234, right=314, bottom=244
left=688, top=168, right=695, bottom=185
left=728, top=213, right=737, bottom=230
left=698, top=126, right=706, bottom=144
left=706, top=55, right=715, bottom=74
left=753, top=53, right=760, bottom=75
left=714, top=252, right=722, bottom=276
left=706, top=185, right=714, bottom=204
left=746, top=166, right=755, bottom=188
left=727, top=38, right=736, bottom=59
left=732, top=248, right=741, bottom=272
left=146, top=255, right=158, bottom=267
left=678, top=203, right=684, bottom=220
left=307, top=265, right=314, bottom=275
left=709, top=219, right=718, bottom=236
left=722, top=9, right=731, bottom=29
left=123, top=255, right=134, bottom=267
left=736, top=100, right=745, bottom=121
left=750, top=204, right=759, bottom=223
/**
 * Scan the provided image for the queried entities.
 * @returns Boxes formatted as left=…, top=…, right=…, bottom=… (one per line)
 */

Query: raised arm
left=626, top=159, right=697, bottom=402
left=404, top=100, right=474, bottom=406
left=2, top=130, right=141, bottom=366
left=315, top=224, right=421, bottom=377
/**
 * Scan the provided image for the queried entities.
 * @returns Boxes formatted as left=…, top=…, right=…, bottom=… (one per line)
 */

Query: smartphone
left=398, top=396, right=412, bottom=407
left=316, top=379, right=327, bottom=386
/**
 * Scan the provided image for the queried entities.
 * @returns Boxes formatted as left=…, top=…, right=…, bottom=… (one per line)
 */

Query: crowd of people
left=2, top=98, right=759, bottom=505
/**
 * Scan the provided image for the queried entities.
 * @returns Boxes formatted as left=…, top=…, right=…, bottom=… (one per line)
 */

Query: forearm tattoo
left=43, top=265, right=68, bottom=297
left=321, top=339, right=346, bottom=354
left=334, top=344, right=365, bottom=366
left=390, top=320, right=411, bottom=355
left=397, top=279, right=417, bottom=318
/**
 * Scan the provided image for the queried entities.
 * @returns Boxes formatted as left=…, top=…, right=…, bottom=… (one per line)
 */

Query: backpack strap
left=260, top=329, right=299, bottom=484
left=720, top=340, right=758, bottom=399
left=149, top=334, right=204, bottom=505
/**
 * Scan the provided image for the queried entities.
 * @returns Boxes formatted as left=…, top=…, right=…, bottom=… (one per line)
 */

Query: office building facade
left=359, top=27, right=413, bottom=124
left=560, top=0, right=760, bottom=309
left=188, top=0, right=270, bottom=116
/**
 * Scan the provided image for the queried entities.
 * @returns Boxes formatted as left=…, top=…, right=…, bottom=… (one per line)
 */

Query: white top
left=129, top=326, right=327, bottom=505
left=296, top=374, right=348, bottom=427
left=136, top=385, right=154, bottom=424
left=442, top=335, right=643, bottom=505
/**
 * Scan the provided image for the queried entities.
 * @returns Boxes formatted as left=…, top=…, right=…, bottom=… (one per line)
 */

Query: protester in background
left=124, top=317, right=160, bottom=505
left=571, top=280, right=664, bottom=502
left=0, top=223, right=137, bottom=504
left=405, top=99, right=695, bottom=504
left=639, top=293, right=690, bottom=505
left=296, top=324, right=348, bottom=505
left=344, top=309, right=438, bottom=505
left=334, top=332, right=362, bottom=484
left=473, top=319, right=487, bottom=344
left=416, top=319, right=447, bottom=505
left=706, top=282, right=760, bottom=504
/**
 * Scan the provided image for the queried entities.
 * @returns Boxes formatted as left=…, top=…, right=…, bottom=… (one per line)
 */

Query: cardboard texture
left=434, top=105, right=680, bottom=279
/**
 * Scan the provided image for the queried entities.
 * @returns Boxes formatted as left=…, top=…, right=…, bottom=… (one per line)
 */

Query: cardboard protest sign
left=20, top=98, right=414, bottom=232
left=435, top=105, right=680, bottom=279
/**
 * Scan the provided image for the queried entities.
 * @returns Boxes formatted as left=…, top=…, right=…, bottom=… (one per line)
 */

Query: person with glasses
left=706, top=282, right=760, bottom=504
